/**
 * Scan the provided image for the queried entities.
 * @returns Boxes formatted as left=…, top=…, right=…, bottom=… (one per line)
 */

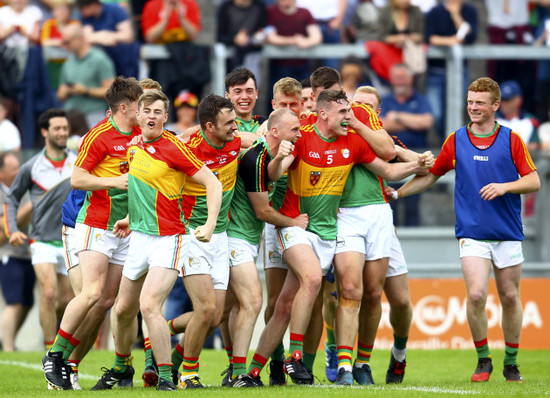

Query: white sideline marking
left=392, top=386, right=479, bottom=395
left=0, top=359, right=96, bottom=380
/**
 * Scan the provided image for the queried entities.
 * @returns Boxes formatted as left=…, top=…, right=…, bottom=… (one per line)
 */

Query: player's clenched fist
left=275, top=139, right=295, bottom=160
left=417, top=151, right=434, bottom=169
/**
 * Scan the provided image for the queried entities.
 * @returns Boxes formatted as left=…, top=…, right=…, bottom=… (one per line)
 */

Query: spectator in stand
left=381, top=62, right=433, bottom=227
left=266, top=0, right=322, bottom=87
left=533, top=5, right=550, bottom=123
left=0, top=97, right=21, bottom=152
left=57, top=23, right=115, bottom=127
left=0, top=0, right=42, bottom=47
left=349, top=0, right=381, bottom=43
left=41, top=0, right=78, bottom=91
left=377, top=0, right=424, bottom=50
left=0, top=152, right=33, bottom=352
left=141, top=0, right=200, bottom=44
left=217, top=0, right=268, bottom=83
left=425, top=0, right=477, bottom=143
left=496, top=80, right=540, bottom=152
left=77, top=0, right=139, bottom=77
left=296, top=0, right=346, bottom=70
left=485, top=0, right=535, bottom=110
left=166, top=90, right=199, bottom=134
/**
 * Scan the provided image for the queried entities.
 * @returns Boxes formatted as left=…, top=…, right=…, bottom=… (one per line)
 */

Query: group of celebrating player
left=39, top=64, right=537, bottom=390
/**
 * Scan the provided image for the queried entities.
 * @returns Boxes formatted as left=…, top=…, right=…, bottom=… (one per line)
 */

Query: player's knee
left=499, top=290, right=520, bottom=308
left=41, top=287, right=57, bottom=306
left=362, top=287, right=383, bottom=305
left=339, top=281, right=362, bottom=301
left=468, top=291, right=487, bottom=306
left=303, top=272, right=322, bottom=294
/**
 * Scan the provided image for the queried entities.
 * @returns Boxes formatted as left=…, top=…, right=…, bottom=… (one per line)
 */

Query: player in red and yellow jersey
left=95, top=89, right=221, bottom=391
left=44, top=77, right=143, bottom=390
left=166, top=95, right=240, bottom=389
left=247, top=90, right=433, bottom=384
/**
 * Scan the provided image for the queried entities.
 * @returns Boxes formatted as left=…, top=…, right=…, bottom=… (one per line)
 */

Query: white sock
left=392, top=346, right=406, bottom=362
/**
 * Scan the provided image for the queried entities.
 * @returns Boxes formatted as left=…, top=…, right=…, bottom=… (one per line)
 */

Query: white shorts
left=182, top=230, right=229, bottom=290
left=387, top=228, right=408, bottom=277
left=62, top=225, right=79, bottom=271
left=74, top=223, right=129, bottom=266
left=228, top=237, right=259, bottom=267
left=262, top=223, right=287, bottom=270
left=335, top=204, right=393, bottom=260
left=123, top=231, right=189, bottom=281
left=459, top=238, right=524, bottom=269
left=30, top=241, right=67, bottom=276
left=277, top=226, right=335, bottom=276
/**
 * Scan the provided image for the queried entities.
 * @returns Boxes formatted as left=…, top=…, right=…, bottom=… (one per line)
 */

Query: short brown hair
left=316, top=89, right=348, bottom=111
left=310, top=67, right=341, bottom=93
left=105, top=76, right=143, bottom=115
left=468, top=77, right=501, bottom=104
left=138, top=89, right=169, bottom=112
left=139, top=78, right=163, bottom=92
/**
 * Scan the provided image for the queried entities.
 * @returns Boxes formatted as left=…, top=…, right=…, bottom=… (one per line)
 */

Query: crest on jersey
left=128, top=149, right=136, bottom=163
left=341, top=148, right=350, bottom=159
left=310, top=171, right=322, bottom=186
left=119, top=161, right=129, bottom=174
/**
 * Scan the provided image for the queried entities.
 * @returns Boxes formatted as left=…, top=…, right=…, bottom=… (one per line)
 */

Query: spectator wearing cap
left=496, top=80, right=539, bottom=152
left=166, top=90, right=198, bottom=137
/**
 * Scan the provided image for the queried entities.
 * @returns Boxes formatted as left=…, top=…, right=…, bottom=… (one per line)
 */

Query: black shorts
left=0, top=257, right=35, bottom=306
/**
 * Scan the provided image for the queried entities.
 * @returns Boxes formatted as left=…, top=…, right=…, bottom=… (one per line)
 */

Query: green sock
left=158, top=364, right=172, bottom=382
left=171, top=343, right=184, bottom=371
left=247, top=353, right=267, bottom=374
left=303, top=352, right=316, bottom=372
left=232, top=357, right=247, bottom=378
left=325, top=323, right=336, bottom=347
left=504, top=342, right=519, bottom=366
left=113, top=353, right=132, bottom=373
left=271, top=343, right=285, bottom=362
left=474, top=338, right=491, bottom=360
left=63, top=336, right=79, bottom=361
left=51, top=328, right=71, bottom=355
left=288, top=333, right=304, bottom=357
left=394, top=334, right=408, bottom=350
left=144, top=338, right=154, bottom=368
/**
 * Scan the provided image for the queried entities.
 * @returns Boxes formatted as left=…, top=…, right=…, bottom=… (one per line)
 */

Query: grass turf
left=0, top=349, right=549, bottom=396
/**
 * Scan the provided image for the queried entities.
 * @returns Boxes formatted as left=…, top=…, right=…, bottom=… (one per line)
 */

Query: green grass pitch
left=1, top=349, right=549, bottom=397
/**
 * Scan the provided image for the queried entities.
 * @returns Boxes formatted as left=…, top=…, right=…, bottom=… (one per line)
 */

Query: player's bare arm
left=190, top=165, right=223, bottom=242
left=479, top=170, right=540, bottom=201
left=349, top=109, right=395, bottom=161
left=395, top=172, right=440, bottom=199
left=365, top=151, right=434, bottom=182
left=71, top=165, right=128, bottom=191
left=248, top=191, right=309, bottom=229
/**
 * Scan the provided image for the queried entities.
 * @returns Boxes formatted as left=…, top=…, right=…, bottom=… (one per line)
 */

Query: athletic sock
left=303, top=352, right=316, bottom=372
left=158, top=363, right=172, bottom=382
left=271, top=343, right=285, bottom=362
left=167, top=319, right=178, bottom=336
left=474, top=338, right=491, bottom=360
left=288, top=333, right=304, bottom=358
left=232, top=356, right=247, bottom=378
left=51, top=328, right=71, bottom=355
left=45, top=340, right=54, bottom=350
left=144, top=338, right=154, bottom=368
left=64, top=336, right=80, bottom=361
left=325, top=322, right=336, bottom=347
left=113, top=352, right=132, bottom=373
left=171, top=343, right=184, bottom=372
left=356, top=342, right=373, bottom=365
left=337, top=346, right=353, bottom=371
left=504, top=342, right=519, bottom=366
left=224, top=345, right=233, bottom=364
left=67, top=359, right=80, bottom=374
left=392, top=334, right=408, bottom=362
left=181, top=356, right=199, bottom=379
left=247, top=353, right=267, bottom=374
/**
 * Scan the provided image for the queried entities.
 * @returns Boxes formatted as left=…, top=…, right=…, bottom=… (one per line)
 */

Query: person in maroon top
left=265, top=0, right=322, bottom=88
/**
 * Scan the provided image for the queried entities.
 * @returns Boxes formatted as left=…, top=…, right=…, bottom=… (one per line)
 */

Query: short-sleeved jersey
left=227, top=136, right=277, bottom=245
left=128, top=131, right=203, bottom=236
left=141, top=0, right=201, bottom=43
left=235, top=115, right=265, bottom=133
left=75, top=117, right=141, bottom=230
left=279, top=124, right=376, bottom=240
left=430, top=123, right=536, bottom=178
left=301, top=105, right=388, bottom=208
left=182, top=130, right=240, bottom=233
left=431, top=123, right=536, bottom=241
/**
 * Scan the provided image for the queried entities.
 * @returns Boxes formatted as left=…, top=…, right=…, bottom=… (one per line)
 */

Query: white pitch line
left=0, top=359, right=96, bottom=380
left=399, top=386, right=480, bottom=395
